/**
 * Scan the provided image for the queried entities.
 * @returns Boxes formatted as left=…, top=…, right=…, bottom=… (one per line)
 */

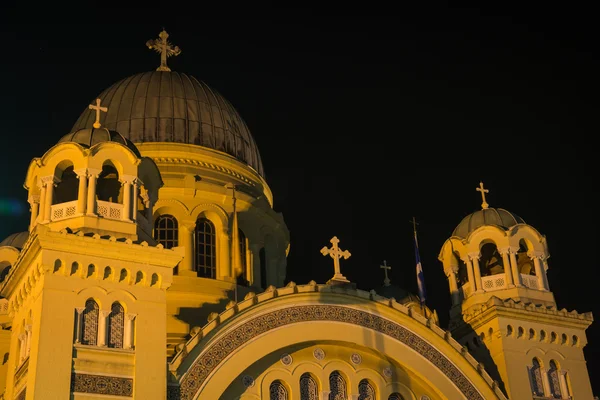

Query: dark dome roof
left=70, top=71, right=264, bottom=177
left=0, top=231, right=29, bottom=249
left=452, top=208, right=525, bottom=238
left=58, top=128, right=142, bottom=158
left=376, top=284, right=420, bottom=304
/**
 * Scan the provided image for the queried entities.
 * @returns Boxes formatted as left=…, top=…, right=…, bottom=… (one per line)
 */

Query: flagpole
left=411, top=217, right=427, bottom=319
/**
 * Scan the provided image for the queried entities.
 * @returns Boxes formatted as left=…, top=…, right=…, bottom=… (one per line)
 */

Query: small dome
left=70, top=71, right=264, bottom=177
left=376, top=284, right=420, bottom=304
left=0, top=231, right=29, bottom=249
left=452, top=208, right=525, bottom=238
left=58, top=128, right=142, bottom=158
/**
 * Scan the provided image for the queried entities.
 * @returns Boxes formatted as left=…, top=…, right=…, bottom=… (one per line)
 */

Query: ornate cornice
left=152, top=157, right=256, bottom=187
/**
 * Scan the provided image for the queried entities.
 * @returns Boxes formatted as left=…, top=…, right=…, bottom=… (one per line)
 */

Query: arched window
left=259, top=247, right=267, bottom=288
left=388, top=394, right=405, bottom=400
left=154, top=214, right=178, bottom=249
left=238, top=229, right=247, bottom=285
left=108, top=302, right=125, bottom=348
left=328, top=371, right=347, bottom=400
left=548, top=360, right=562, bottom=398
left=269, top=380, right=288, bottom=400
left=300, top=373, right=318, bottom=400
left=530, top=358, right=545, bottom=396
left=81, top=299, right=99, bottom=345
left=358, top=379, right=375, bottom=400
left=195, top=218, right=216, bottom=278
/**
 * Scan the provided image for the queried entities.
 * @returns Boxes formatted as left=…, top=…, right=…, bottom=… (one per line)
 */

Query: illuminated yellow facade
left=0, top=31, right=595, bottom=400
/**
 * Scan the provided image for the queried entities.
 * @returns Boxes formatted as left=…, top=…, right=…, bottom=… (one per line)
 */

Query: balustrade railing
left=50, top=200, right=78, bottom=221
left=520, top=273, right=538, bottom=289
left=481, top=274, right=507, bottom=291
left=97, top=200, right=124, bottom=221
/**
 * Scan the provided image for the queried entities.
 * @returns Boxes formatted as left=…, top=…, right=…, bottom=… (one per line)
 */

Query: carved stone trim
left=71, top=373, right=133, bottom=397
left=172, top=305, right=484, bottom=400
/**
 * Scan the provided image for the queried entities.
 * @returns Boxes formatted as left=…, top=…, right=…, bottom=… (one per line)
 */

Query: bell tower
left=438, top=182, right=594, bottom=400
left=0, top=107, right=183, bottom=399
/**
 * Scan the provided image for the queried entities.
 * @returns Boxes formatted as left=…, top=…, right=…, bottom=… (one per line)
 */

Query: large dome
left=452, top=208, right=525, bottom=238
left=70, top=71, right=264, bottom=177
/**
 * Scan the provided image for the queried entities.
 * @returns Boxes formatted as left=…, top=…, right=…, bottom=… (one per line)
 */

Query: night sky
left=3, top=5, right=599, bottom=393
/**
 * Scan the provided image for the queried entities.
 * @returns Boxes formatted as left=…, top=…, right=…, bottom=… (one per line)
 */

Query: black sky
left=2, top=5, right=599, bottom=393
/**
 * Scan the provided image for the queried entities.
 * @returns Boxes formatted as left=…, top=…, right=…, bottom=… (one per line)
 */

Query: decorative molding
left=71, top=373, right=133, bottom=397
left=313, top=347, right=325, bottom=361
left=152, top=157, right=256, bottom=186
left=280, top=353, right=293, bottom=366
left=241, top=375, right=255, bottom=388
left=383, top=366, right=393, bottom=378
left=350, top=353, right=362, bottom=365
left=172, top=305, right=485, bottom=400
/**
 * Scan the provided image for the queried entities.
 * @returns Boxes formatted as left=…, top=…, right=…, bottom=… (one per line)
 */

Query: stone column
left=532, top=255, right=547, bottom=291
left=462, top=256, right=475, bottom=296
left=124, top=313, right=136, bottom=349
left=122, top=180, right=132, bottom=221
left=86, top=171, right=100, bottom=216
left=25, top=325, right=32, bottom=357
left=509, top=248, right=523, bottom=287
left=97, top=310, right=110, bottom=347
left=559, top=371, right=569, bottom=397
left=219, top=231, right=233, bottom=281
left=499, top=247, right=514, bottom=288
left=42, top=176, right=57, bottom=222
left=541, top=367, right=551, bottom=396
left=542, top=259, right=551, bottom=291
left=18, top=333, right=27, bottom=363
left=469, top=253, right=483, bottom=293
left=448, top=269, right=460, bottom=305
left=28, top=195, right=40, bottom=229
left=132, top=180, right=139, bottom=222
left=38, top=181, right=47, bottom=223
left=179, top=221, right=196, bottom=276
left=74, top=307, right=85, bottom=343
left=75, top=169, right=88, bottom=215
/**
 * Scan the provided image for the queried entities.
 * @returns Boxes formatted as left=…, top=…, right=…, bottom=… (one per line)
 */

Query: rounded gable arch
left=465, top=225, right=509, bottom=254
left=190, top=203, right=228, bottom=229
left=89, top=143, right=139, bottom=177
left=507, top=224, right=546, bottom=254
left=169, top=288, right=506, bottom=400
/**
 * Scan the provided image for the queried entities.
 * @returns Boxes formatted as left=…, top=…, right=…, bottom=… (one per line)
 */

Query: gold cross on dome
left=321, top=236, right=351, bottom=283
left=380, top=260, right=391, bottom=286
left=476, top=181, right=490, bottom=209
left=146, top=29, right=181, bottom=72
left=88, top=98, right=108, bottom=129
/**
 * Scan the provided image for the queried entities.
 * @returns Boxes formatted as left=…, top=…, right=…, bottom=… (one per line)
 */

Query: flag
left=414, top=229, right=427, bottom=305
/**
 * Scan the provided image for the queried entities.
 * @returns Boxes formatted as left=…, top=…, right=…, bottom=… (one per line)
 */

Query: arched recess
left=171, top=293, right=502, bottom=400
left=53, top=160, right=78, bottom=204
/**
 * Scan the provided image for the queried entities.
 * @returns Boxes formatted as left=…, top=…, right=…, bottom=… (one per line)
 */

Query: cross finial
left=476, top=181, right=490, bottom=209
left=88, top=98, right=108, bottom=129
left=380, top=260, right=391, bottom=286
left=320, top=236, right=351, bottom=283
left=146, top=29, right=181, bottom=72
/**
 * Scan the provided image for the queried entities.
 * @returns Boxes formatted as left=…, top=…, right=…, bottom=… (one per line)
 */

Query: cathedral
left=0, top=30, right=595, bottom=400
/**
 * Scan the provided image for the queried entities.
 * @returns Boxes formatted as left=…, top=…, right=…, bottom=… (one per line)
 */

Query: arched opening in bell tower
left=479, top=241, right=505, bottom=277
left=97, top=161, right=122, bottom=203
left=516, top=239, right=535, bottom=276
left=53, top=160, right=78, bottom=204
